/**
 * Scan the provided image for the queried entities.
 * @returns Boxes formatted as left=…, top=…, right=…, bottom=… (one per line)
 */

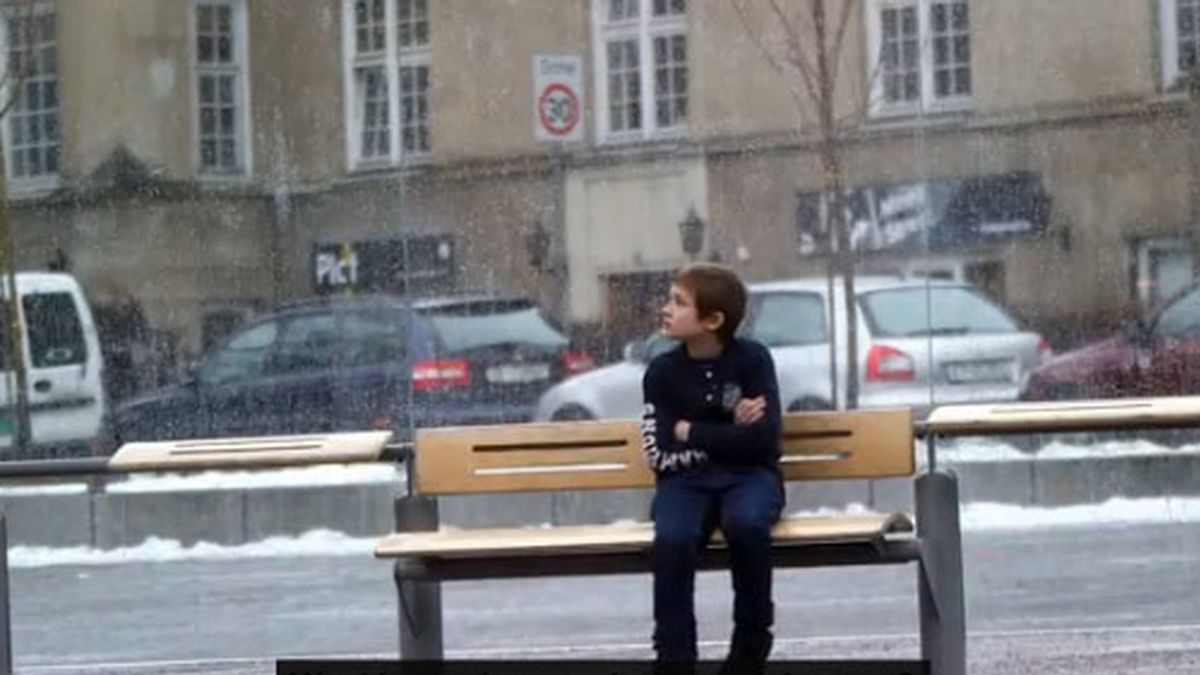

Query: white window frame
left=341, top=0, right=431, bottom=172
left=0, top=2, right=60, bottom=192
left=591, top=0, right=688, bottom=145
left=866, top=0, right=973, bottom=119
left=1134, top=236, right=1195, bottom=310
left=1161, top=0, right=1200, bottom=91
left=190, top=0, right=253, bottom=179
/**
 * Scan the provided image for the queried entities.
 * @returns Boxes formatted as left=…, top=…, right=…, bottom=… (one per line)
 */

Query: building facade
left=2, top=0, right=1197, bottom=379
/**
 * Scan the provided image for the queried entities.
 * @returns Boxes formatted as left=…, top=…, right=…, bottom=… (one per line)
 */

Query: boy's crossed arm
left=674, top=348, right=782, bottom=467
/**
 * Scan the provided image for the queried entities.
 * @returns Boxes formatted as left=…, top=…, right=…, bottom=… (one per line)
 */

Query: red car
left=1020, top=281, right=1200, bottom=400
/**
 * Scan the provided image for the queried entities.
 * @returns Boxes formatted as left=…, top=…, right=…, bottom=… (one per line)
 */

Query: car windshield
left=424, top=306, right=568, bottom=353
left=860, top=286, right=1019, bottom=337
left=747, top=292, right=827, bottom=346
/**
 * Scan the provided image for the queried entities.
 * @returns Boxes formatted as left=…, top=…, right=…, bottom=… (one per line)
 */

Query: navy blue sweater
left=640, top=337, right=782, bottom=476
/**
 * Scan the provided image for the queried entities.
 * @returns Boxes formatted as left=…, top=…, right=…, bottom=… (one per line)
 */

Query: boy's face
left=660, top=283, right=724, bottom=341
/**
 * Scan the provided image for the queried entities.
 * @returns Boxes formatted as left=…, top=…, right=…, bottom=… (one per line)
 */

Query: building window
left=1162, top=0, right=1200, bottom=90
left=868, top=0, right=972, bottom=117
left=1134, top=237, right=1194, bottom=310
left=0, top=5, right=60, bottom=185
left=592, top=0, right=688, bottom=144
left=193, top=0, right=250, bottom=176
left=343, top=0, right=431, bottom=170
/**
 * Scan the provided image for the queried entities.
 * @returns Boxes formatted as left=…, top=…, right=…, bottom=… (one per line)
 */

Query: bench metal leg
left=915, top=470, right=966, bottom=675
left=394, top=495, right=443, bottom=660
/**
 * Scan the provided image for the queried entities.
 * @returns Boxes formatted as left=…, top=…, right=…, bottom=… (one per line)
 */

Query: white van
left=0, top=272, right=105, bottom=458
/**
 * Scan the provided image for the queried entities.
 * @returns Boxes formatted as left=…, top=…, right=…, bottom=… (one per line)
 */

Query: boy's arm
left=685, top=344, right=782, bottom=466
left=641, top=360, right=709, bottom=475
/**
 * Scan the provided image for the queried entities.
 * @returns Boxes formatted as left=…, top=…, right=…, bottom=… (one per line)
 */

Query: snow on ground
left=9, top=496, right=1200, bottom=569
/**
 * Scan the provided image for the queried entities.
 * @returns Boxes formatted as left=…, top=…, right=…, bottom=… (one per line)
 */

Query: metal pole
left=0, top=135, right=32, bottom=458
left=915, top=470, right=966, bottom=675
left=394, top=494, right=442, bottom=660
left=0, top=456, right=111, bottom=479
left=0, top=514, right=12, bottom=675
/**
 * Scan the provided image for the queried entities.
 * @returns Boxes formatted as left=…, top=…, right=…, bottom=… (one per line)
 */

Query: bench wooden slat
left=414, top=409, right=916, bottom=496
left=375, top=512, right=914, bottom=559
left=780, top=409, right=914, bottom=480
left=923, top=396, right=1200, bottom=436
left=108, top=431, right=394, bottom=472
left=415, top=420, right=651, bottom=494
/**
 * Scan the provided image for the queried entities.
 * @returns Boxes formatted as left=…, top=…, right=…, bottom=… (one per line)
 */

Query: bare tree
left=733, top=0, right=876, bottom=409
left=0, top=0, right=40, bottom=455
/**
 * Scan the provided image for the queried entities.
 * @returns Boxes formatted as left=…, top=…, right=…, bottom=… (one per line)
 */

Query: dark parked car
left=1020, top=281, right=1200, bottom=401
left=112, top=294, right=593, bottom=445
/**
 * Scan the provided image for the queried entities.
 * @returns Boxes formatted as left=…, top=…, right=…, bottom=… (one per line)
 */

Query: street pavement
left=9, top=521, right=1200, bottom=674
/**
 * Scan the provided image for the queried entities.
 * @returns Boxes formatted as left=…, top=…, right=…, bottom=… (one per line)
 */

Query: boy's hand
left=734, top=396, right=767, bottom=425
left=674, top=420, right=691, bottom=442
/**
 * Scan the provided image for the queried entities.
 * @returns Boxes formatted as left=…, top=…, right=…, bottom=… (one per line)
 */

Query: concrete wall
left=4, top=451, right=1200, bottom=549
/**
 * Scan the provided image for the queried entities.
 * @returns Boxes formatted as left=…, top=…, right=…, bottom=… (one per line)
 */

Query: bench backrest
left=413, top=409, right=914, bottom=496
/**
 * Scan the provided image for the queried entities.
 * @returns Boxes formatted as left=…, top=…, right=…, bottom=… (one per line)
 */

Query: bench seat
left=377, top=512, right=914, bottom=560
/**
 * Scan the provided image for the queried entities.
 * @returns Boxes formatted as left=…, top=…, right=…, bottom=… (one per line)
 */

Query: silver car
left=535, top=276, right=1051, bottom=421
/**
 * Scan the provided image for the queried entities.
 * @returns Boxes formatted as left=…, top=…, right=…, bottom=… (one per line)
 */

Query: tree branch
left=732, top=0, right=816, bottom=126
left=829, top=0, right=856, bottom=89
left=768, top=0, right=822, bottom=103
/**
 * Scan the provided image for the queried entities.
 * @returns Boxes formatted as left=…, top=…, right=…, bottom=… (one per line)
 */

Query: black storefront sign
left=796, top=171, right=1053, bottom=255
left=312, top=235, right=456, bottom=295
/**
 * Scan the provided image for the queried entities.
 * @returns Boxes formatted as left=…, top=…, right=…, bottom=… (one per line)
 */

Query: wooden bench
left=375, top=409, right=966, bottom=674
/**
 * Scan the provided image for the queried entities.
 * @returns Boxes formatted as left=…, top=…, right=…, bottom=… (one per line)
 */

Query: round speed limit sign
left=537, top=83, right=581, bottom=138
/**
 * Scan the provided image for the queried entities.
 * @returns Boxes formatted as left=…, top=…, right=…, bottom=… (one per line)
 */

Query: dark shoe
left=718, top=629, right=772, bottom=675
left=653, top=660, right=697, bottom=675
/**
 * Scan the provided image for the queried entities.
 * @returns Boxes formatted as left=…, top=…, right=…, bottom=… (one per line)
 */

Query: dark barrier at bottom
left=276, top=660, right=930, bottom=675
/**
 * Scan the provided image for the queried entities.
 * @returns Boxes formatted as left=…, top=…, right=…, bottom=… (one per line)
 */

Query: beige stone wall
left=432, top=0, right=589, bottom=162
left=58, top=0, right=191, bottom=179
left=247, top=0, right=344, bottom=183
left=972, top=0, right=1160, bottom=116
left=691, top=0, right=867, bottom=139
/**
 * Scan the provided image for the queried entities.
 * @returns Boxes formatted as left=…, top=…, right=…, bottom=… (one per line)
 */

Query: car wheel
left=788, top=397, right=833, bottom=412
left=551, top=405, right=595, bottom=421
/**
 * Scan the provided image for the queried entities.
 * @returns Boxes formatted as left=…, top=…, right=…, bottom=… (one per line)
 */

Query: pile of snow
left=929, top=437, right=1200, bottom=465
left=107, top=463, right=403, bottom=493
left=7, top=530, right=377, bottom=568
left=9, top=496, right=1200, bottom=569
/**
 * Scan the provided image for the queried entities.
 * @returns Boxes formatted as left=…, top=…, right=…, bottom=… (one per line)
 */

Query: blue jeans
left=651, top=464, right=785, bottom=662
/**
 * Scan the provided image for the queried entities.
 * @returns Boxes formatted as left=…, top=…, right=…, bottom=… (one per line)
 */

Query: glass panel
left=24, top=293, right=86, bottom=368
left=747, top=293, right=828, bottom=346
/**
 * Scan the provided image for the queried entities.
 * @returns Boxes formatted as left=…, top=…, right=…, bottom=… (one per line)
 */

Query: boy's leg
left=718, top=468, right=785, bottom=664
left=652, top=473, right=718, bottom=663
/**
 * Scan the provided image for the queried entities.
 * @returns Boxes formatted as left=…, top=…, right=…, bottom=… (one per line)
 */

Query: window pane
left=748, top=293, right=828, bottom=346
left=1155, top=288, right=1200, bottom=338
left=219, top=139, right=236, bottom=168
left=218, top=75, right=234, bottom=104
left=198, top=35, right=213, bottom=62
left=198, top=5, right=214, bottom=32
left=861, top=287, right=1019, bottom=337
left=24, top=293, right=86, bottom=368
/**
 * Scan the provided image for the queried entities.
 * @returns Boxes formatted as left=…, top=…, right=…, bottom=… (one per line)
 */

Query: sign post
left=533, top=54, right=584, bottom=143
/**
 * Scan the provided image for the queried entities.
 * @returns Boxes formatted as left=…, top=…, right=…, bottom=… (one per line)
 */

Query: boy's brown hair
left=674, top=263, right=747, bottom=345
